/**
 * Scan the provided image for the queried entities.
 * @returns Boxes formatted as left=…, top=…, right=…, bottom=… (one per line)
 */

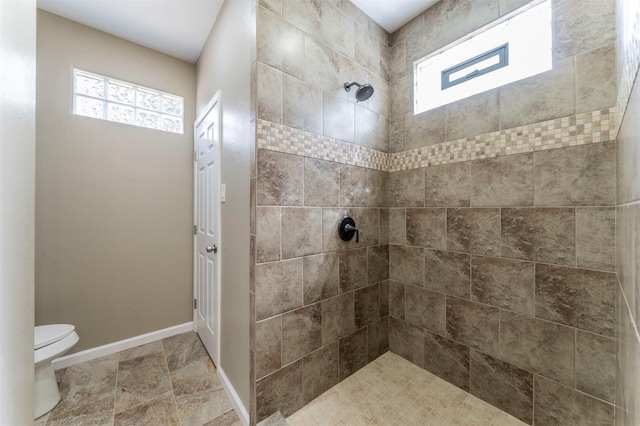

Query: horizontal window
left=73, top=69, right=184, bottom=134
left=415, top=0, right=552, bottom=114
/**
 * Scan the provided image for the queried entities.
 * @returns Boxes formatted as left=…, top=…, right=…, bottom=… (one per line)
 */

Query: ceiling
left=36, top=0, right=435, bottom=63
left=352, top=0, right=439, bottom=33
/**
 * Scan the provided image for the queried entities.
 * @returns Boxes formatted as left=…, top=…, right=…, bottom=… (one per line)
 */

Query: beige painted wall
left=35, top=10, right=196, bottom=353
left=1, top=0, right=36, bottom=422
left=196, top=0, right=253, bottom=413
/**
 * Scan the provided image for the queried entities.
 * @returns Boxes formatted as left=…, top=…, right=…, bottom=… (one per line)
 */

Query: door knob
left=206, top=245, right=217, bottom=253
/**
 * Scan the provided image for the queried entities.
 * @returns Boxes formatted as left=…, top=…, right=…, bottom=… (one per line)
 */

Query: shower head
left=344, top=82, right=374, bottom=102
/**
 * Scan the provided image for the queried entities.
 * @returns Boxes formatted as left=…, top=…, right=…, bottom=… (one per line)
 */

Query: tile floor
left=34, top=332, right=241, bottom=426
left=35, top=335, right=526, bottom=426
left=287, top=352, right=527, bottom=426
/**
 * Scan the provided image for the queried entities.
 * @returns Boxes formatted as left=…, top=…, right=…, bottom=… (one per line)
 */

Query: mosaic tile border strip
left=257, top=107, right=617, bottom=173
left=257, top=120, right=390, bottom=171
left=390, top=107, right=618, bottom=171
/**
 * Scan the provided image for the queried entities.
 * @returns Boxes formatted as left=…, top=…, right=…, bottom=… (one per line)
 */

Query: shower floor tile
left=34, top=332, right=242, bottom=426
left=287, top=352, right=527, bottom=426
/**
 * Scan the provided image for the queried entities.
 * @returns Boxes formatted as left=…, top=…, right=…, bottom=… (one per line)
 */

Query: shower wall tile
left=576, top=43, right=616, bottom=114
left=355, top=283, right=380, bottom=328
left=576, top=207, right=616, bottom=271
left=498, top=0, right=530, bottom=15
left=340, top=165, right=368, bottom=207
left=304, top=157, right=340, bottom=207
left=389, top=317, right=424, bottom=368
left=368, top=169, right=389, bottom=207
left=500, top=208, right=576, bottom=266
left=390, top=75, right=412, bottom=117
left=322, top=293, right=355, bottom=345
left=534, top=375, right=614, bottom=426
left=446, top=91, right=500, bottom=141
left=367, top=245, right=389, bottom=284
left=251, top=178, right=257, bottom=236
left=390, top=42, right=406, bottom=83
left=405, top=208, right=446, bottom=249
left=446, top=297, right=499, bottom=357
left=257, top=6, right=304, bottom=79
left=281, top=207, right=322, bottom=259
left=405, top=107, right=446, bottom=150
left=339, top=248, right=368, bottom=293
left=302, top=343, right=338, bottom=405
left=256, top=62, right=283, bottom=124
left=303, top=252, right=339, bottom=305
left=282, top=304, right=322, bottom=365
left=256, top=207, right=281, bottom=263
left=256, top=258, right=303, bottom=321
left=283, top=74, right=323, bottom=135
left=471, top=256, right=534, bottom=315
left=423, top=331, right=470, bottom=391
left=304, top=36, right=339, bottom=93
left=354, top=23, right=381, bottom=76
left=255, top=316, right=282, bottom=379
left=259, top=0, right=282, bottom=16
left=389, top=280, right=405, bottom=320
left=389, top=115, right=405, bottom=153
left=390, top=169, right=424, bottom=207
left=446, top=208, right=501, bottom=256
left=553, top=0, right=615, bottom=60
left=256, top=359, right=303, bottom=421
left=368, top=317, right=390, bottom=362
left=404, top=285, right=446, bottom=335
left=500, top=57, right=575, bottom=129
left=257, top=149, right=304, bottom=206
left=442, top=0, right=499, bottom=43
left=499, top=311, right=575, bottom=387
left=282, top=0, right=322, bottom=38
left=323, top=93, right=354, bottom=144
left=470, top=153, right=534, bottom=207
left=576, top=329, right=616, bottom=402
left=424, top=162, right=470, bottom=207
left=535, top=264, right=616, bottom=337
left=355, top=106, right=387, bottom=151
left=353, top=208, right=380, bottom=247
left=534, top=141, right=616, bottom=206
left=321, top=2, right=355, bottom=59
left=379, top=208, right=389, bottom=244
left=389, top=208, right=406, bottom=245
left=322, top=208, right=351, bottom=252
left=424, top=249, right=470, bottom=299
left=339, top=328, right=368, bottom=380
left=379, top=280, right=389, bottom=317
left=469, top=350, right=533, bottom=425
left=389, top=245, right=424, bottom=286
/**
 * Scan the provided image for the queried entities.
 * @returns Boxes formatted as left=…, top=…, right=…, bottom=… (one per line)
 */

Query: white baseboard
left=218, top=366, right=250, bottom=426
left=52, top=322, right=194, bottom=370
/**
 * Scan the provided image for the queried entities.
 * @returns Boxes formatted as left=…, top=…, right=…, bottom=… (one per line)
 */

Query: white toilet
left=34, top=324, right=79, bottom=419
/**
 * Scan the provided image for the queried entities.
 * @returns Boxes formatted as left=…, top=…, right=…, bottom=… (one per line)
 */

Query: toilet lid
left=35, top=324, right=75, bottom=350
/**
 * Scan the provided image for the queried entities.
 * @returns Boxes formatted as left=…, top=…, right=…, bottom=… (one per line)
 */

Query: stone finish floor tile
left=36, top=332, right=241, bottom=426
left=287, top=352, right=527, bottom=426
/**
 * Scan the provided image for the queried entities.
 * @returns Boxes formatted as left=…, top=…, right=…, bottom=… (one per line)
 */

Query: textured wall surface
left=614, top=0, right=640, bottom=424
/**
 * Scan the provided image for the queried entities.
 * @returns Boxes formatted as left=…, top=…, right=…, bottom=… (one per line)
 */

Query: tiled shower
left=249, top=0, right=639, bottom=424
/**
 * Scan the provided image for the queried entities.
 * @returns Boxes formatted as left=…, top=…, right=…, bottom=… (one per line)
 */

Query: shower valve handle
left=344, top=224, right=359, bottom=243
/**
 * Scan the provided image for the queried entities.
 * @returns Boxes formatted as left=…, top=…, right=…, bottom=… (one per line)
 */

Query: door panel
left=194, top=93, right=221, bottom=365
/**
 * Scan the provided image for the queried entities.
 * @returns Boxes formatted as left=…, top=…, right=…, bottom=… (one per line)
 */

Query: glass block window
left=414, top=0, right=552, bottom=114
left=73, top=69, right=184, bottom=134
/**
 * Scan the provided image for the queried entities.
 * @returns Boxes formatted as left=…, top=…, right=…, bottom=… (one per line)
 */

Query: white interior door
left=194, top=92, right=221, bottom=365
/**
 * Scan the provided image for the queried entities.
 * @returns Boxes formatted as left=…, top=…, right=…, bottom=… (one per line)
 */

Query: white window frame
left=72, top=68, right=184, bottom=134
left=414, top=0, right=552, bottom=114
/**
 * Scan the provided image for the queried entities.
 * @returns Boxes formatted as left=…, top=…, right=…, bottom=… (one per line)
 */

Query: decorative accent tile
left=257, top=107, right=617, bottom=173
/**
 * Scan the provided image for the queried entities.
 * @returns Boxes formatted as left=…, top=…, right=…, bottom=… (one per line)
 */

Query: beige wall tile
left=301, top=342, right=339, bottom=405
left=257, top=149, right=304, bottom=206
left=282, top=0, right=322, bottom=38
left=423, top=331, right=470, bottom=391
left=257, top=6, right=304, bottom=79
left=256, top=258, right=303, bottom=320
left=470, top=153, right=533, bottom=207
left=553, top=0, right=615, bottom=59
left=390, top=42, right=406, bottom=83
left=389, top=169, right=424, bottom=207
left=256, top=360, right=303, bottom=421
left=256, top=316, right=282, bottom=379
left=304, top=157, right=340, bottom=207
left=576, top=43, right=617, bottom=113
left=281, top=207, right=322, bottom=259
left=339, top=328, right=369, bottom=380
left=303, top=252, right=339, bottom=305
left=576, top=207, right=616, bottom=271
left=389, top=317, right=425, bottom=368
left=405, top=208, right=447, bottom=249
left=576, top=330, right=616, bottom=402
left=405, top=285, right=446, bottom=334
left=321, top=2, right=355, bottom=59
left=355, top=283, right=380, bottom=328
left=405, top=107, right=446, bottom=150
left=424, top=249, right=470, bottom=298
left=304, top=36, right=339, bottom=93
left=256, top=207, right=281, bottom=263
left=339, top=247, right=368, bottom=293
left=447, top=91, right=500, bottom=141
left=446, top=297, right=500, bottom=357
left=471, top=256, right=534, bottom=315
left=322, top=292, right=355, bottom=344
left=283, top=74, right=323, bottom=134
left=389, top=245, right=424, bottom=286
left=447, top=208, right=501, bottom=256
left=424, top=162, right=471, bottom=207
left=256, top=62, right=282, bottom=123
left=323, top=93, right=355, bottom=143
left=282, top=304, right=322, bottom=365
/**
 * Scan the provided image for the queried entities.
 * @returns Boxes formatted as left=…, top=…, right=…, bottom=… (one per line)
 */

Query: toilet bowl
left=34, top=324, right=79, bottom=419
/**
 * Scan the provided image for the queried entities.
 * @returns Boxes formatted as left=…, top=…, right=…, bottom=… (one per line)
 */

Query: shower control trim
left=338, top=216, right=359, bottom=243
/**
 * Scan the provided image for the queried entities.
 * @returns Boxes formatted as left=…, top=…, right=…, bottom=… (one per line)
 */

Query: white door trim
left=193, top=90, right=223, bottom=366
